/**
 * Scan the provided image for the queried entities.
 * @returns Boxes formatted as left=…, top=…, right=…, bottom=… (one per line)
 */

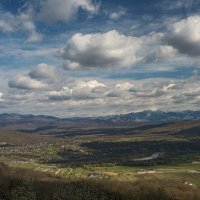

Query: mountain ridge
left=1, top=110, right=200, bottom=125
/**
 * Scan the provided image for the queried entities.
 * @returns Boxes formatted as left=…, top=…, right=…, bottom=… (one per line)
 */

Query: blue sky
left=0, top=0, right=200, bottom=117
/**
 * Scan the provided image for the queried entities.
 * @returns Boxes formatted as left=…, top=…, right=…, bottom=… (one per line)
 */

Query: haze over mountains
left=0, top=110, right=199, bottom=131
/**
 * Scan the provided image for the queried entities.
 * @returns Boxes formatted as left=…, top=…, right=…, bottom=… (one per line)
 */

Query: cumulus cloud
left=17, top=11, right=43, bottom=42
left=59, top=30, right=174, bottom=70
left=48, top=80, right=106, bottom=101
left=48, top=86, right=72, bottom=101
left=8, top=63, right=58, bottom=91
left=39, top=0, right=98, bottom=23
left=28, top=63, right=55, bottom=80
left=60, top=30, right=142, bottom=70
left=76, top=80, right=106, bottom=88
left=8, top=76, right=48, bottom=90
left=72, top=80, right=106, bottom=99
left=142, top=45, right=177, bottom=63
left=116, top=82, right=134, bottom=90
left=4, top=73, right=200, bottom=116
left=0, top=9, right=42, bottom=42
left=105, top=82, right=134, bottom=97
left=165, top=15, right=200, bottom=56
left=162, top=83, right=182, bottom=91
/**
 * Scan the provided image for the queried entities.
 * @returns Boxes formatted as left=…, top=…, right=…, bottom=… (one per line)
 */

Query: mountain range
left=1, top=110, right=200, bottom=129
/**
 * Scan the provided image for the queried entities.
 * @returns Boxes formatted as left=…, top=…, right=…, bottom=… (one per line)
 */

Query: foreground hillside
left=0, top=163, right=200, bottom=200
left=0, top=115, right=199, bottom=199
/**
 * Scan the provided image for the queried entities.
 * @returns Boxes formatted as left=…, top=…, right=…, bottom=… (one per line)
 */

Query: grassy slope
left=0, top=163, right=200, bottom=200
left=0, top=128, right=53, bottom=145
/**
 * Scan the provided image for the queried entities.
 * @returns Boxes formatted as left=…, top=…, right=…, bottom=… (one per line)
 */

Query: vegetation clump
left=0, top=163, right=200, bottom=200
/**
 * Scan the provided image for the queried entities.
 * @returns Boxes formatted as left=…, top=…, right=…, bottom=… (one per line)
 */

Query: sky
left=0, top=0, right=200, bottom=117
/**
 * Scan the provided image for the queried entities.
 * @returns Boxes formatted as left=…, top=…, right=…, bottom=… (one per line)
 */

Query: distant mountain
left=1, top=110, right=200, bottom=130
left=0, top=113, right=118, bottom=130
left=103, top=110, right=200, bottom=122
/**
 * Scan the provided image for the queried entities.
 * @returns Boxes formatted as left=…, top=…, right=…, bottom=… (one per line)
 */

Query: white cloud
left=0, top=9, right=42, bottom=42
left=109, top=9, right=125, bottom=20
left=116, top=82, right=134, bottom=90
left=165, top=15, right=200, bottom=56
left=163, top=83, right=180, bottom=91
left=172, top=16, right=200, bottom=42
left=142, top=45, right=177, bottom=63
left=28, top=63, right=55, bottom=80
left=8, top=76, right=48, bottom=90
left=72, top=80, right=106, bottom=99
left=183, top=87, right=200, bottom=97
left=135, top=88, right=165, bottom=98
left=39, top=0, right=98, bottom=23
left=105, top=82, right=134, bottom=98
left=76, top=80, right=106, bottom=89
left=7, top=63, right=60, bottom=93
left=60, top=30, right=142, bottom=70
left=48, top=80, right=106, bottom=101
left=48, top=86, right=72, bottom=101
left=4, top=71, right=200, bottom=116
left=18, top=11, right=43, bottom=42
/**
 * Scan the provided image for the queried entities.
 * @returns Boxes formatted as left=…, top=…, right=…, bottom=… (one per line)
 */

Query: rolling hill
left=0, top=129, right=52, bottom=145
